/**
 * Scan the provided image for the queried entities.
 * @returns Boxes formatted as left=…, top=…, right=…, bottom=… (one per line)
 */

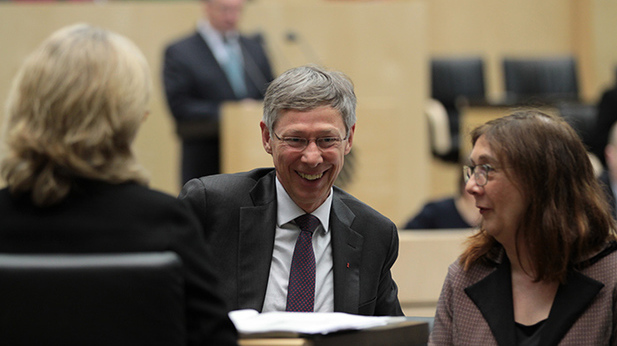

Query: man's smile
left=297, top=171, right=325, bottom=181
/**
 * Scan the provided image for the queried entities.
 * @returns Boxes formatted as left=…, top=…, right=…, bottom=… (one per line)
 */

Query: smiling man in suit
left=163, top=0, right=274, bottom=185
left=179, top=65, right=403, bottom=316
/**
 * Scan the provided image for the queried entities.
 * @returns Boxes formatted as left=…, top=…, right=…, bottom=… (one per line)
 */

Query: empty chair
left=0, top=252, right=185, bottom=346
left=431, top=56, right=486, bottom=109
left=425, top=99, right=453, bottom=159
left=429, top=56, right=486, bottom=163
left=503, top=56, right=579, bottom=104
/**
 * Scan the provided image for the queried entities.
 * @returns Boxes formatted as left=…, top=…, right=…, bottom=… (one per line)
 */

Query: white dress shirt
left=261, top=178, right=334, bottom=312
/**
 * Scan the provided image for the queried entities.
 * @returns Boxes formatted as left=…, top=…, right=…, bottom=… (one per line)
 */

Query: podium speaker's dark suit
left=163, top=32, right=274, bottom=184
left=179, top=168, right=404, bottom=317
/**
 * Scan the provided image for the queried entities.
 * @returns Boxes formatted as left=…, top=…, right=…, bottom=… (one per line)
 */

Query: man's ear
left=344, top=124, right=356, bottom=155
left=260, top=121, right=272, bottom=154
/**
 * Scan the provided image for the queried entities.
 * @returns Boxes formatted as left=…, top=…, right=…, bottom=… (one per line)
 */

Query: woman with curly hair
left=0, top=23, right=237, bottom=345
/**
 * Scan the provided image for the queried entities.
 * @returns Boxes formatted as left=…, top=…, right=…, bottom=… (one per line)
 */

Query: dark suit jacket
left=0, top=180, right=237, bottom=346
left=179, top=168, right=404, bottom=317
left=163, top=31, right=273, bottom=140
left=590, top=86, right=617, bottom=167
left=430, top=243, right=617, bottom=345
left=599, top=169, right=617, bottom=219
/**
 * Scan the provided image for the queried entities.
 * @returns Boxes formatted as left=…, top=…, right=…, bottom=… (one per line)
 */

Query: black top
left=0, top=179, right=237, bottom=346
left=403, top=197, right=472, bottom=230
left=515, top=319, right=546, bottom=346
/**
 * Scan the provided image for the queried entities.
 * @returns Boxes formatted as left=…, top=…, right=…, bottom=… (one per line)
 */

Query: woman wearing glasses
left=429, top=110, right=617, bottom=345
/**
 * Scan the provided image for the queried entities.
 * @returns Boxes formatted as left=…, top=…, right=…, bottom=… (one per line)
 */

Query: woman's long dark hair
left=460, top=109, right=616, bottom=283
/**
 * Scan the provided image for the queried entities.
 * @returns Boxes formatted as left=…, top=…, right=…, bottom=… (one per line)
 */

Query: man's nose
left=301, top=141, right=323, bottom=166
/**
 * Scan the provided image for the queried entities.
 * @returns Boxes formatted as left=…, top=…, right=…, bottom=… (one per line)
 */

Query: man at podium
left=163, top=0, right=274, bottom=185
left=179, top=65, right=404, bottom=317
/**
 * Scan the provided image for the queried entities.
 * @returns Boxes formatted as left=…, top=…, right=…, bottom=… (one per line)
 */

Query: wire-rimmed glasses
left=463, top=164, right=494, bottom=187
left=272, top=132, right=347, bottom=150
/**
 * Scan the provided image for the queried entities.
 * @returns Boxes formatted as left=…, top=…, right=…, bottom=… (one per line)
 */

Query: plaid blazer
left=429, top=242, right=617, bottom=345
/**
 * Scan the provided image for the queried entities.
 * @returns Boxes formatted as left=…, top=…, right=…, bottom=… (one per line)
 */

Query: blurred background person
left=599, top=121, right=617, bottom=219
left=589, top=70, right=617, bottom=168
left=163, top=0, right=274, bottom=185
left=402, top=172, right=479, bottom=230
left=430, top=110, right=617, bottom=345
left=0, top=23, right=237, bottom=346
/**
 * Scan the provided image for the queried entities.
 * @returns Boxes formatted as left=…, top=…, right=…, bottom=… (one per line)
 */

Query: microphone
left=285, top=31, right=298, bottom=42
left=284, top=30, right=324, bottom=66
left=241, top=31, right=273, bottom=98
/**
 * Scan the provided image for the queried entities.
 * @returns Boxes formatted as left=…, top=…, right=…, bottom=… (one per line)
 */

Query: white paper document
left=229, top=309, right=407, bottom=336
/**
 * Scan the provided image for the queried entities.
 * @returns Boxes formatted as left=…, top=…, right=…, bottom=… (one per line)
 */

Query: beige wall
left=592, top=0, right=617, bottom=94
left=1, top=0, right=617, bottom=225
left=0, top=1, right=203, bottom=196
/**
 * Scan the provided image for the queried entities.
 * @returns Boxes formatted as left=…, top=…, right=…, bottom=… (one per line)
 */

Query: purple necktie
left=286, top=214, right=319, bottom=312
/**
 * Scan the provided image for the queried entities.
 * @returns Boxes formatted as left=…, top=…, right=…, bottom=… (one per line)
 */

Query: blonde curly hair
left=1, top=23, right=151, bottom=206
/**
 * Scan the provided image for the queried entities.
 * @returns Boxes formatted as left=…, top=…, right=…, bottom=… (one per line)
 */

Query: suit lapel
left=465, top=258, right=517, bottom=346
left=330, top=192, right=364, bottom=314
left=237, top=172, right=277, bottom=311
left=540, top=270, right=604, bottom=345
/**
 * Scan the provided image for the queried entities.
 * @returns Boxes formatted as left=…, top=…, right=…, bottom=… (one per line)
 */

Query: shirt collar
left=197, top=18, right=239, bottom=44
left=275, top=177, right=332, bottom=233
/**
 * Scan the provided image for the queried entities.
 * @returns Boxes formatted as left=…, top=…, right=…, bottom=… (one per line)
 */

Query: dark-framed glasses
left=463, top=164, right=494, bottom=187
left=272, top=132, right=347, bottom=150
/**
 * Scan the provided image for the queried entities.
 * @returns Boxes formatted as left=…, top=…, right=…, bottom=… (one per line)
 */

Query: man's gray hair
left=262, top=65, right=356, bottom=137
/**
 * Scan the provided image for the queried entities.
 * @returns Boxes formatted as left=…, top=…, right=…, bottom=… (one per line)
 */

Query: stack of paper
left=229, top=309, right=407, bottom=337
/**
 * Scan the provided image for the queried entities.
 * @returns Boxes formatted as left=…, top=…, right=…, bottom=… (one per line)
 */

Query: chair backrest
left=431, top=56, right=486, bottom=109
left=0, top=252, right=185, bottom=346
left=503, top=56, right=579, bottom=104
left=425, top=98, right=452, bottom=157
